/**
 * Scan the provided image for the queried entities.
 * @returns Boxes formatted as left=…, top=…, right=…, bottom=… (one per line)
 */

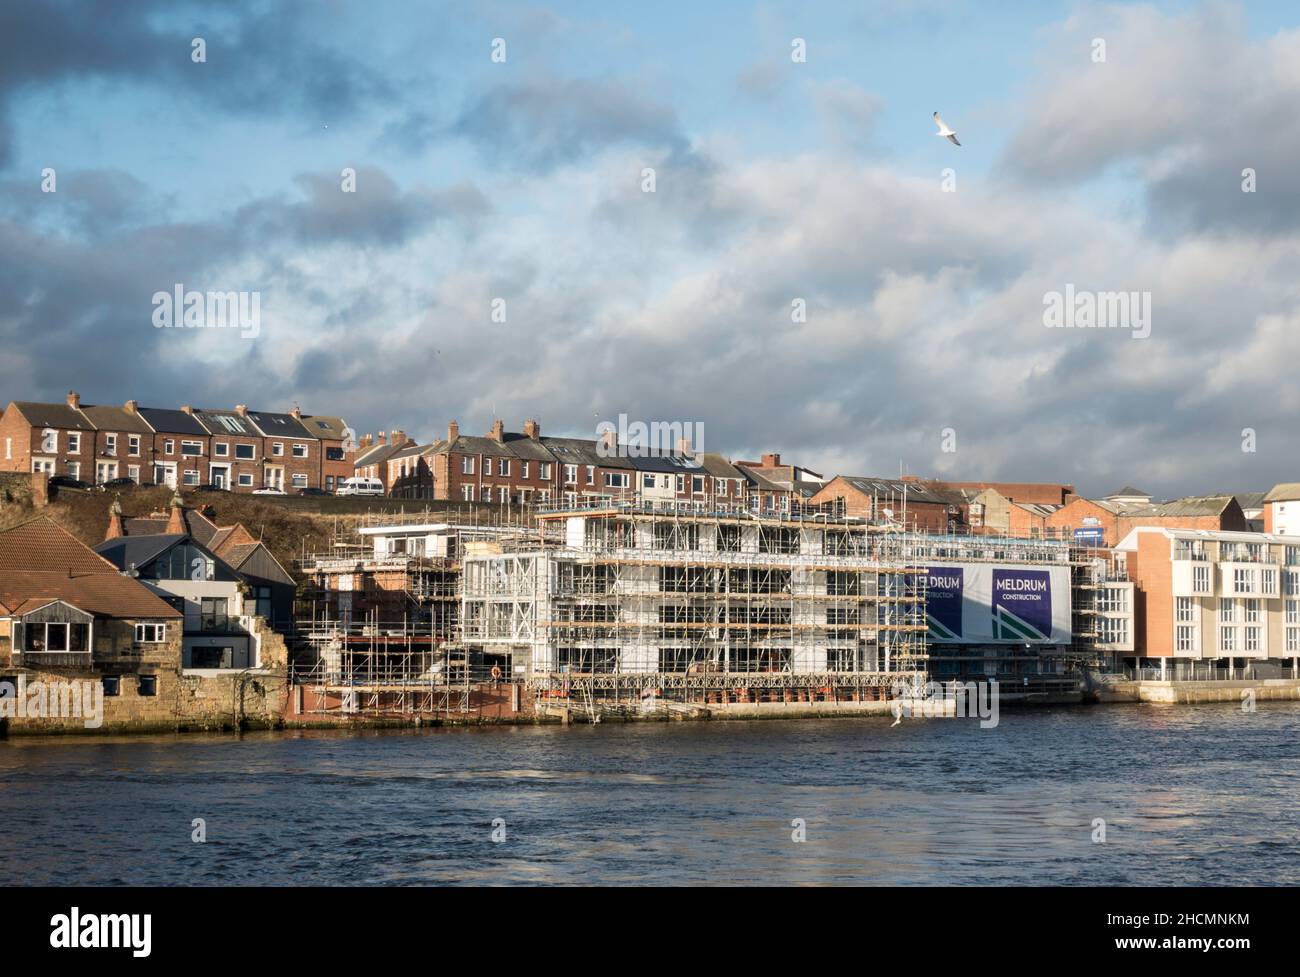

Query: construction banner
left=924, top=563, right=1071, bottom=644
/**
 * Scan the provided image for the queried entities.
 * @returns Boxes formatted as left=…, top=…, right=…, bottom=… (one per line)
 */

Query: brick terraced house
left=0, top=394, right=350, bottom=494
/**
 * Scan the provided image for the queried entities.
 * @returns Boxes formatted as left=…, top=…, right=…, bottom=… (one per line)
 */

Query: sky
left=2, top=0, right=1299, bottom=499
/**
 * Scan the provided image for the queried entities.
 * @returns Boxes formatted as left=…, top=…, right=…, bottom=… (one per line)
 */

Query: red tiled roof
left=0, top=517, right=119, bottom=574
left=0, top=571, right=181, bottom=619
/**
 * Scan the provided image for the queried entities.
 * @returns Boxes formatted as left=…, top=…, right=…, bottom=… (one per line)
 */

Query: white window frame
left=135, top=623, right=167, bottom=643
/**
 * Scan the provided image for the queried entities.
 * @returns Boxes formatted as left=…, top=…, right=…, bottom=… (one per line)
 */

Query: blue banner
left=992, top=569, right=1052, bottom=641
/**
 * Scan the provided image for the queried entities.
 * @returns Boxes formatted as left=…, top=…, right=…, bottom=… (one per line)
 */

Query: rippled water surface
left=2, top=704, right=1298, bottom=885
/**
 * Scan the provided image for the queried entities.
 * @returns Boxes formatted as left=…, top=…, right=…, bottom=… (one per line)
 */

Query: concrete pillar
left=1160, top=657, right=1167, bottom=681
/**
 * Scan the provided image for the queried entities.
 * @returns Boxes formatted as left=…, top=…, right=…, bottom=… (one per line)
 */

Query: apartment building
left=1115, top=527, right=1300, bottom=677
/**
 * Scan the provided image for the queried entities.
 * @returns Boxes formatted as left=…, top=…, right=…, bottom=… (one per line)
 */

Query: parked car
left=49, top=476, right=92, bottom=491
left=297, top=487, right=330, bottom=496
left=97, top=477, right=138, bottom=492
left=336, top=477, right=385, bottom=497
left=252, top=487, right=286, bottom=496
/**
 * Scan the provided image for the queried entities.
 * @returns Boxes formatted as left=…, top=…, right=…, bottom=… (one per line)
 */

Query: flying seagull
left=933, top=111, right=960, bottom=146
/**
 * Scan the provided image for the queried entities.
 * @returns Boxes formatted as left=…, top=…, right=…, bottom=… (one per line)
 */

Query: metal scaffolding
left=459, top=506, right=930, bottom=715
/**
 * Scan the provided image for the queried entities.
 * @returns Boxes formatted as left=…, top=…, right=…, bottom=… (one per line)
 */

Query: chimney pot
left=66, top=390, right=80, bottom=408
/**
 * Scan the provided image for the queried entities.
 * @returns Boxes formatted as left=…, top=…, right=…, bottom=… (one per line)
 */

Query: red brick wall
left=1127, top=532, right=1174, bottom=659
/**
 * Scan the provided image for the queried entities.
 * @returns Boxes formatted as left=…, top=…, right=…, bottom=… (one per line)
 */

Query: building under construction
left=291, top=511, right=537, bottom=719
left=288, top=501, right=1134, bottom=720
left=459, top=502, right=931, bottom=715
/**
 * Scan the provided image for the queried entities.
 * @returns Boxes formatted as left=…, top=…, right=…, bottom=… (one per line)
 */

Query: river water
left=1, top=704, right=1297, bottom=885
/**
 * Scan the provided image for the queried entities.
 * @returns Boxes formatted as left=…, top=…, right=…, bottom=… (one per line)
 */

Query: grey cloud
left=453, top=76, right=688, bottom=170
left=234, top=168, right=491, bottom=247
left=1001, top=5, right=1300, bottom=236
left=0, top=0, right=392, bottom=168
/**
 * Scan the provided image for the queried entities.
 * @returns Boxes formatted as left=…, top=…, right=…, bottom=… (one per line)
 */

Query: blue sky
left=3, top=1, right=1300, bottom=497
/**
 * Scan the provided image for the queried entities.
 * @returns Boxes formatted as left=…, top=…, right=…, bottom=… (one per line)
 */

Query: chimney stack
left=761, top=453, right=782, bottom=468
left=676, top=436, right=693, bottom=455
left=123, top=399, right=139, bottom=414
left=359, top=434, right=373, bottom=449
left=104, top=499, right=126, bottom=541
left=66, top=390, right=80, bottom=408
left=601, top=428, right=617, bottom=451
left=392, top=430, right=406, bottom=446
left=377, top=431, right=387, bottom=445
left=523, top=419, right=540, bottom=440
left=234, top=404, right=248, bottom=417
left=487, top=419, right=504, bottom=442
left=166, top=493, right=186, bottom=535
left=181, top=405, right=194, bottom=415
left=447, top=420, right=460, bottom=443
left=289, top=406, right=302, bottom=419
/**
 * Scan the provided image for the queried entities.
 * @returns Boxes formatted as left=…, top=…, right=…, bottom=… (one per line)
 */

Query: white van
left=336, top=477, right=385, bottom=497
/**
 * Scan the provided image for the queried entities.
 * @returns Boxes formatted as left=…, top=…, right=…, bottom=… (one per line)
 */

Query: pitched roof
left=1120, top=495, right=1237, bottom=518
left=1232, top=492, right=1267, bottom=511
left=301, top=415, right=350, bottom=441
left=121, top=507, right=221, bottom=546
left=833, top=476, right=954, bottom=507
left=1264, top=483, right=1300, bottom=503
left=95, top=533, right=189, bottom=571
left=76, top=404, right=154, bottom=434
left=540, top=436, right=635, bottom=469
left=0, top=517, right=120, bottom=574
left=244, top=410, right=316, bottom=440
left=11, top=401, right=95, bottom=431
left=218, top=543, right=260, bottom=568
left=190, top=407, right=261, bottom=437
left=137, top=407, right=208, bottom=436
left=0, top=572, right=181, bottom=619
left=353, top=440, right=404, bottom=468
left=1108, top=486, right=1149, bottom=498
left=0, top=517, right=180, bottom=619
